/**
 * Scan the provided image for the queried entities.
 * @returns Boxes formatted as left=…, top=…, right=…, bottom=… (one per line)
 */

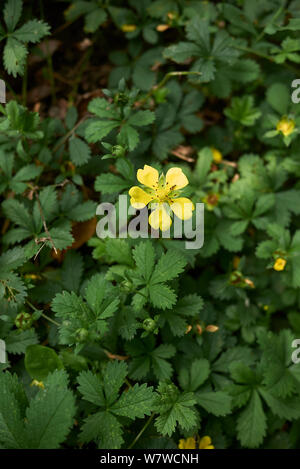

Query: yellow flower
left=121, top=24, right=137, bottom=32
left=276, top=117, right=295, bottom=137
left=178, top=437, right=197, bottom=449
left=199, top=436, right=214, bottom=449
left=211, top=147, right=223, bottom=163
left=273, top=258, right=286, bottom=271
left=30, top=379, right=45, bottom=389
left=129, top=165, right=194, bottom=231
left=178, top=435, right=214, bottom=449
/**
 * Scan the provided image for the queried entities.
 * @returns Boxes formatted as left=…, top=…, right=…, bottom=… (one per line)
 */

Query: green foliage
left=0, top=370, right=76, bottom=449
left=1, top=0, right=300, bottom=451
left=77, top=361, right=155, bottom=448
left=1, top=0, right=50, bottom=76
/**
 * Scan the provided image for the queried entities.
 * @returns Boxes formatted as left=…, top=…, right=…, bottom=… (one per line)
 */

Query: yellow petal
left=129, top=186, right=153, bottom=208
left=178, top=439, right=185, bottom=449
left=273, top=258, right=286, bottom=271
left=149, top=203, right=172, bottom=231
left=137, top=165, right=159, bottom=188
left=185, top=437, right=197, bottom=449
left=170, top=197, right=194, bottom=220
left=199, top=436, right=212, bottom=449
left=166, top=167, right=188, bottom=190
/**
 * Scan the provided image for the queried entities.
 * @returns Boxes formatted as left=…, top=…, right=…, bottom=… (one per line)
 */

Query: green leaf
left=61, top=251, right=83, bottom=293
left=196, top=391, right=232, bottom=416
left=69, top=137, right=91, bottom=166
left=164, top=42, right=200, bottom=63
left=154, top=389, right=197, bottom=436
left=149, top=283, right=177, bottom=310
left=25, top=370, right=76, bottom=449
left=0, top=371, right=27, bottom=449
left=95, top=173, right=130, bottom=194
left=259, top=388, right=300, bottom=420
left=103, top=361, right=128, bottom=406
left=0, top=247, right=27, bottom=272
left=13, top=19, right=50, bottom=43
left=4, top=0, right=22, bottom=32
left=3, top=37, right=28, bottom=77
left=77, top=370, right=105, bottom=407
left=236, top=390, right=266, bottom=448
left=85, top=119, right=119, bottom=143
left=133, top=241, right=155, bottom=283
left=68, top=200, right=97, bottom=221
left=128, top=110, right=155, bottom=127
left=6, top=329, right=38, bottom=354
left=111, top=383, right=154, bottom=419
left=179, top=359, right=210, bottom=391
left=80, top=411, right=123, bottom=449
left=2, top=198, right=33, bottom=231
left=150, top=249, right=186, bottom=284
left=25, top=345, right=64, bottom=380
left=266, top=83, right=290, bottom=114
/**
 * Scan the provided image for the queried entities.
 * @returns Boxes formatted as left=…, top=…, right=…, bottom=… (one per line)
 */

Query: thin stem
left=41, top=313, right=60, bottom=327
left=128, top=413, right=155, bottom=449
left=53, top=114, right=90, bottom=154
left=27, top=183, right=58, bottom=254
left=140, top=70, right=202, bottom=105
left=255, top=6, right=283, bottom=43
left=26, top=300, right=60, bottom=327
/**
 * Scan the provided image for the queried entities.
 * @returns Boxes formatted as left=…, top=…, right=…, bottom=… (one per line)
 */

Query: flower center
left=155, top=185, right=170, bottom=201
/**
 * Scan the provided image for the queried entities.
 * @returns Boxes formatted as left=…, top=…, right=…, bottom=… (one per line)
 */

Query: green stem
left=26, top=300, right=60, bottom=327
left=141, top=70, right=202, bottom=104
left=254, top=5, right=284, bottom=43
left=41, top=313, right=60, bottom=327
left=128, top=413, right=155, bottom=449
left=53, top=114, right=90, bottom=153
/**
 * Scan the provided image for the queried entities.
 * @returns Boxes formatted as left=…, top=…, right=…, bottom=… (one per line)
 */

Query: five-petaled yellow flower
left=211, top=147, right=223, bottom=163
left=273, top=258, right=286, bottom=271
left=178, top=436, right=214, bottom=449
left=129, top=165, right=194, bottom=231
left=276, top=117, right=295, bottom=137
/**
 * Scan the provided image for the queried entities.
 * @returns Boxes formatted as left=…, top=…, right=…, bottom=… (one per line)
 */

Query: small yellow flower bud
left=121, top=24, right=137, bottom=32
left=211, top=147, right=223, bottom=163
left=273, top=258, right=286, bottom=271
left=156, top=24, right=169, bottom=32
left=196, top=324, right=203, bottom=335
left=185, top=325, right=192, bottom=334
left=276, top=117, right=295, bottom=137
left=244, top=278, right=255, bottom=288
left=206, top=325, right=219, bottom=333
